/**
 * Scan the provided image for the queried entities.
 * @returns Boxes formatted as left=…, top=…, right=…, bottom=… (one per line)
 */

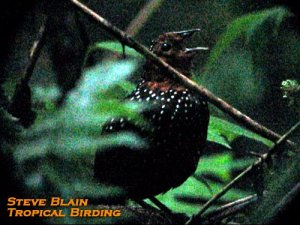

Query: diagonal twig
left=201, top=194, right=258, bottom=224
left=186, top=120, right=300, bottom=225
left=70, top=0, right=296, bottom=147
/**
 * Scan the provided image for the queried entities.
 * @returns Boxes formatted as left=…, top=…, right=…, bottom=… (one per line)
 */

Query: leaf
left=88, top=41, right=143, bottom=58
left=207, top=7, right=291, bottom=68
left=195, top=153, right=253, bottom=182
left=208, top=116, right=273, bottom=147
left=153, top=152, right=253, bottom=215
left=67, top=60, right=138, bottom=108
left=207, top=128, right=231, bottom=149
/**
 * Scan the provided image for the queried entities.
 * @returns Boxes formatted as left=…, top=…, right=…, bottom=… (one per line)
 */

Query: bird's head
left=148, top=29, right=208, bottom=77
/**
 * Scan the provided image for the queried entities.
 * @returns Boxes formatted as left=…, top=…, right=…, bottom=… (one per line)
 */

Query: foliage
left=12, top=61, right=144, bottom=224
left=154, top=152, right=254, bottom=215
left=208, top=116, right=273, bottom=149
left=206, top=7, right=292, bottom=69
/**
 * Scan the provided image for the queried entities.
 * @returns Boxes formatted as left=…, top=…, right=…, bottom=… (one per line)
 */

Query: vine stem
left=186, top=120, right=300, bottom=225
left=70, top=0, right=296, bottom=147
left=24, top=20, right=47, bottom=83
left=125, top=0, right=164, bottom=36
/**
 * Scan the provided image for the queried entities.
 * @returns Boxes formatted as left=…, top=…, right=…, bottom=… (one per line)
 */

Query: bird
left=94, top=29, right=210, bottom=202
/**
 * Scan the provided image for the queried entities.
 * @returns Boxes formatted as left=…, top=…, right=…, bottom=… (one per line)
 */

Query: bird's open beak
left=174, top=29, right=209, bottom=53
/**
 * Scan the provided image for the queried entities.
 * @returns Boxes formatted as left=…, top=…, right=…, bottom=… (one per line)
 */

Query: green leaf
left=207, top=128, right=231, bottom=149
left=155, top=173, right=250, bottom=216
left=153, top=152, right=253, bottom=215
left=195, top=153, right=253, bottom=182
left=207, top=7, right=291, bottom=68
left=88, top=41, right=143, bottom=58
left=209, top=116, right=273, bottom=147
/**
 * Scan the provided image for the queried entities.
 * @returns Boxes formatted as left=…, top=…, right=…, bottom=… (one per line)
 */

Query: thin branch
left=70, top=0, right=296, bottom=147
left=186, top=120, right=300, bottom=225
left=23, top=20, right=47, bottom=83
left=105, top=0, right=164, bottom=61
left=201, top=194, right=258, bottom=224
left=126, top=0, right=164, bottom=36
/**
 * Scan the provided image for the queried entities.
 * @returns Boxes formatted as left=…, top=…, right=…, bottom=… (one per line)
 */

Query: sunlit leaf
left=209, top=116, right=273, bottom=147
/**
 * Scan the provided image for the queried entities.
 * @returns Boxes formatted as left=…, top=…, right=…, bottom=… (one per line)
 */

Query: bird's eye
left=161, top=42, right=172, bottom=51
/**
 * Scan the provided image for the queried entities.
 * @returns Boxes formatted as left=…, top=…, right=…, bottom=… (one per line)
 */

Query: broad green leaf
left=207, top=7, right=291, bottom=68
left=195, top=153, right=254, bottom=182
left=209, top=116, right=273, bottom=147
left=155, top=177, right=251, bottom=215
left=207, top=129, right=231, bottom=149
left=154, top=153, right=253, bottom=215
left=67, top=60, right=138, bottom=108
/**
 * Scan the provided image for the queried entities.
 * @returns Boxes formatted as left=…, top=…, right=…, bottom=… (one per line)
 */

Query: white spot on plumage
left=171, top=95, right=175, bottom=99
left=109, top=126, right=113, bottom=130
left=176, top=104, right=180, bottom=109
left=160, top=110, right=164, bottom=115
left=151, top=93, right=156, bottom=97
left=167, top=98, right=170, bottom=102
left=149, top=90, right=153, bottom=94
left=162, top=105, right=166, bottom=109
left=146, top=97, right=150, bottom=101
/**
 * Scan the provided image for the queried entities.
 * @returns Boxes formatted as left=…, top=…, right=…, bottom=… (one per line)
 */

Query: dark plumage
left=94, top=29, right=210, bottom=200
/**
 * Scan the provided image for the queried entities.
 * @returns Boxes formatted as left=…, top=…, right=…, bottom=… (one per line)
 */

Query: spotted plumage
left=94, top=29, right=210, bottom=199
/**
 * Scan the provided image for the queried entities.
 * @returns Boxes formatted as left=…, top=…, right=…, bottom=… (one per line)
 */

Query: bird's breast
left=128, top=81, right=209, bottom=156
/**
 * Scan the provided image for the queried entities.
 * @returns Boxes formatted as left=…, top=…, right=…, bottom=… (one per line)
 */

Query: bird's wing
left=94, top=114, right=150, bottom=186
